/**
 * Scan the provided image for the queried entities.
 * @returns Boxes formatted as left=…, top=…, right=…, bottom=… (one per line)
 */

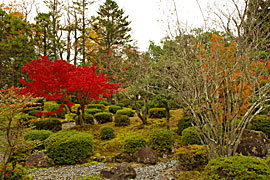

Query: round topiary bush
left=148, top=108, right=166, bottom=118
left=249, top=115, right=270, bottom=137
left=148, top=129, right=174, bottom=152
left=100, top=126, right=115, bottom=140
left=94, top=112, right=113, bottom=124
left=181, top=126, right=202, bottom=146
left=203, top=156, right=270, bottom=180
left=116, top=108, right=135, bottom=117
left=44, top=130, right=93, bottom=165
left=176, top=145, right=208, bottom=170
left=177, top=116, right=194, bottom=135
left=87, top=104, right=105, bottom=111
left=74, top=113, right=94, bottom=125
left=24, top=130, right=53, bottom=141
left=118, top=99, right=132, bottom=107
left=114, top=115, right=130, bottom=126
left=86, top=108, right=102, bottom=115
left=31, top=118, right=62, bottom=132
left=124, top=135, right=147, bottom=155
left=108, top=105, right=122, bottom=114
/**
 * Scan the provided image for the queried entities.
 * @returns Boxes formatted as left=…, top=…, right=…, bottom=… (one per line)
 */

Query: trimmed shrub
left=75, top=113, right=94, bottom=125
left=181, top=126, right=202, bottom=146
left=44, top=101, right=66, bottom=118
left=203, top=156, right=270, bottom=180
left=116, top=103, right=124, bottom=108
left=119, top=99, right=132, bottom=107
left=148, top=108, right=166, bottom=118
left=87, top=104, right=105, bottom=111
left=249, top=115, right=270, bottom=137
left=1, top=163, right=32, bottom=180
left=116, top=108, right=135, bottom=117
left=94, top=112, right=113, bottom=124
left=114, top=115, right=130, bottom=126
left=100, top=126, right=115, bottom=140
left=109, top=105, right=122, bottom=114
left=148, top=129, right=174, bottom=152
left=45, top=130, right=93, bottom=165
left=31, top=118, right=62, bottom=132
left=24, top=130, right=53, bottom=141
left=177, top=116, right=194, bottom=135
left=176, top=145, right=208, bottom=170
left=86, top=108, right=102, bottom=115
left=124, top=135, right=147, bottom=155
left=266, top=155, right=270, bottom=166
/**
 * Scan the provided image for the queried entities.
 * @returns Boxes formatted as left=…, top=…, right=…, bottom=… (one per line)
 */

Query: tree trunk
left=163, top=101, right=170, bottom=130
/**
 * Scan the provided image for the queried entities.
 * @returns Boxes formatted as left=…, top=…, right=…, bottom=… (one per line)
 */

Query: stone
left=236, top=130, right=268, bottom=157
left=136, top=147, right=158, bottom=165
left=100, top=163, right=136, bottom=180
left=93, top=156, right=106, bottom=162
left=25, top=151, right=50, bottom=167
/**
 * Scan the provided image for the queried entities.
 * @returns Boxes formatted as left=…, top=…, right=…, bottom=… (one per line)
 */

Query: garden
left=1, top=0, right=270, bottom=180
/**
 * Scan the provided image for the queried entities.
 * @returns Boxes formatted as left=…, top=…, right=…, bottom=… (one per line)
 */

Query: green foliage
left=116, top=108, right=135, bottom=117
left=147, top=99, right=162, bottom=109
left=86, top=108, right=102, bottom=115
left=0, top=9, right=35, bottom=88
left=45, top=130, right=93, bottom=165
left=203, top=156, right=270, bottom=180
left=177, top=116, right=194, bottom=135
left=124, top=135, right=147, bottom=155
left=0, top=163, right=32, bottom=180
left=87, top=104, right=105, bottom=111
left=118, top=99, right=132, bottom=107
left=94, top=112, right=113, bottom=124
left=249, top=115, right=270, bottom=137
left=108, top=105, right=122, bottom=114
left=114, top=115, right=130, bottom=126
left=176, top=145, right=208, bottom=170
left=24, top=130, right=53, bottom=141
left=75, top=113, right=94, bottom=125
left=116, top=103, right=124, bottom=108
left=265, top=156, right=270, bottom=166
left=43, top=101, right=66, bottom=118
left=177, top=171, right=202, bottom=180
left=148, top=108, right=166, bottom=118
left=148, top=129, right=174, bottom=152
left=31, top=118, right=62, bottom=132
left=99, top=126, right=115, bottom=140
left=181, top=126, right=201, bottom=146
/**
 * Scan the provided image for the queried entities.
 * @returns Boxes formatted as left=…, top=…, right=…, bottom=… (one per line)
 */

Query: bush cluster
left=108, top=105, right=122, bottom=114
left=148, top=108, right=166, bottom=119
left=86, top=108, right=102, bottom=115
left=31, top=118, right=62, bottom=132
left=99, top=126, right=115, bottom=140
left=181, top=126, right=201, bottom=146
left=118, top=99, right=132, bottom=107
left=249, top=115, right=270, bottom=137
left=45, top=130, right=93, bottom=165
left=94, top=112, right=113, bottom=124
left=176, top=145, right=208, bottom=170
left=0, top=163, right=31, bottom=180
left=116, top=108, right=135, bottom=117
left=87, top=104, right=105, bottom=111
left=123, top=135, right=147, bottom=155
left=24, top=130, right=53, bottom=141
left=148, top=129, right=174, bottom=152
left=203, top=156, right=270, bottom=180
left=114, top=115, right=130, bottom=126
left=177, top=116, right=194, bottom=135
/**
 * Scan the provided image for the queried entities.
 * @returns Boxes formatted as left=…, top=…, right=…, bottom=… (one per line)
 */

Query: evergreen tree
left=0, top=9, right=35, bottom=88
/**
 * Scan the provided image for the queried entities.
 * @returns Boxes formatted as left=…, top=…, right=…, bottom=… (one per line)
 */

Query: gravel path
left=28, top=160, right=179, bottom=180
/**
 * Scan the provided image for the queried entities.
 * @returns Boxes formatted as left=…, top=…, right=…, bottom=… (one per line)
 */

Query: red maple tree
left=20, top=56, right=119, bottom=124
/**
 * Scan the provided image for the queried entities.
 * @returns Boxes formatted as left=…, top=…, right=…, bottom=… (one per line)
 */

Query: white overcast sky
left=1, top=0, right=237, bottom=51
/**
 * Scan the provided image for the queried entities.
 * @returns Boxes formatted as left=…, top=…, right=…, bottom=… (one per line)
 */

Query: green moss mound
left=31, top=118, right=62, bottom=132
left=100, top=126, right=115, bottom=140
left=148, top=129, right=174, bottom=152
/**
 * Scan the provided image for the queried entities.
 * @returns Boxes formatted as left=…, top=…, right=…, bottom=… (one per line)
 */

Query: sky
left=1, top=0, right=229, bottom=51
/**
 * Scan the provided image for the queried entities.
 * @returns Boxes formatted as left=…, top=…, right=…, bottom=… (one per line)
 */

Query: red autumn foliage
left=20, top=56, right=119, bottom=117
